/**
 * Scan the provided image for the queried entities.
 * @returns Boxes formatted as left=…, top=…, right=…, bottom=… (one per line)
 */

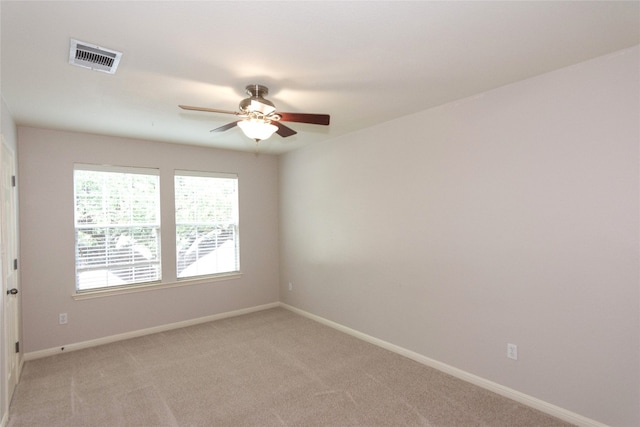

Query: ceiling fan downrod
left=245, top=84, right=269, bottom=98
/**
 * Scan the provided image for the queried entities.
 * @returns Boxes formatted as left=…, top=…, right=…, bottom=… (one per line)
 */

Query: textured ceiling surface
left=2, top=1, right=639, bottom=154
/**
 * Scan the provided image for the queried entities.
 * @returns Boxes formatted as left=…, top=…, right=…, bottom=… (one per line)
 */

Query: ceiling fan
left=179, top=84, right=330, bottom=142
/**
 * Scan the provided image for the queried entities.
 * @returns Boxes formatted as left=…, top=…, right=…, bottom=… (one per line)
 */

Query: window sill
left=72, top=272, right=242, bottom=300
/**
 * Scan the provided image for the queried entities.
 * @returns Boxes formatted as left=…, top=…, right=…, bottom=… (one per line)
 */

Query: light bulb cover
left=238, top=119, right=278, bottom=141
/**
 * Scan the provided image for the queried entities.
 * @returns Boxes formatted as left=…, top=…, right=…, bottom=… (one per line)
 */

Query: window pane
left=175, top=172, right=239, bottom=279
left=74, top=167, right=161, bottom=291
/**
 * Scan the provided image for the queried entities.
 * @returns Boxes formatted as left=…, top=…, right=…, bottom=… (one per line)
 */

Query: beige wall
left=279, top=47, right=639, bottom=426
left=17, top=128, right=280, bottom=353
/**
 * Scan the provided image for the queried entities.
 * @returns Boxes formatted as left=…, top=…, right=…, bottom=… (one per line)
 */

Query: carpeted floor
left=8, top=307, right=572, bottom=426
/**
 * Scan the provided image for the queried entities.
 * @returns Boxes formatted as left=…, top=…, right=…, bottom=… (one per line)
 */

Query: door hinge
left=13, top=259, right=18, bottom=270
left=11, top=175, right=16, bottom=187
left=15, top=342, right=19, bottom=353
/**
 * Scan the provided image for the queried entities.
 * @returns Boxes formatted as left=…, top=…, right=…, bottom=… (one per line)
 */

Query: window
left=74, top=165, right=161, bottom=291
left=73, top=165, right=239, bottom=294
left=175, top=171, right=239, bottom=279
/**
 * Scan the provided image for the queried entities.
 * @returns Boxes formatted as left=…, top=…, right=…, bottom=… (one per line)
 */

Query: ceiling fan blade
left=210, top=121, right=240, bottom=133
left=278, top=112, right=330, bottom=126
left=179, top=105, right=240, bottom=115
left=274, top=122, right=297, bottom=138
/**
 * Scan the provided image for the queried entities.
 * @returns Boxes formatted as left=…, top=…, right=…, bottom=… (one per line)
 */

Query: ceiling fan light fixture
left=238, top=119, right=278, bottom=141
left=179, top=83, right=330, bottom=143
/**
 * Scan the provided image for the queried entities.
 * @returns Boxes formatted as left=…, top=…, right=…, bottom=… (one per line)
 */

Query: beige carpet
left=8, top=307, right=572, bottom=426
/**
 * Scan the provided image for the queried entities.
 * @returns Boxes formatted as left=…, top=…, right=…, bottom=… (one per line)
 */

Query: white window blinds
left=174, top=171, right=239, bottom=279
left=74, top=165, right=161, bottom=291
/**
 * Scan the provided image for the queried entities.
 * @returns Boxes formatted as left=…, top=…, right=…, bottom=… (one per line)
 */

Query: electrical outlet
left=288, top=282, right=293, bottom=291
left=507, top=343, right=518, bottom=360
left=59, top=313, right=68, bottom=325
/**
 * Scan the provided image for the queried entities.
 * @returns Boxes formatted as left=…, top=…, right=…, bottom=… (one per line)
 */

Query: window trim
left=74, top=163, right=162, bottom=292
left=75, top=163, right=160, bottom=176
left=71, top=272, right=242, bottom=300
left=72, top=164, right=242, bottom=297
left=175, top=169, right=237, bottom=180
left=174, top=169, right=240, bottom=280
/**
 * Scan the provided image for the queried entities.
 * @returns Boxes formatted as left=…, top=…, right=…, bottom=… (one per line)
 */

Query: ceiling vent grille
left=69, top=39, right=122, bottom=74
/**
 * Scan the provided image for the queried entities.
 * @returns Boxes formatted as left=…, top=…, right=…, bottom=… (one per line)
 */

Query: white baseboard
left=24, top=302, right=280, bottom=361
left=280, top=303, right=607, bottom=427
left=22, top=301, right=606, bottom=426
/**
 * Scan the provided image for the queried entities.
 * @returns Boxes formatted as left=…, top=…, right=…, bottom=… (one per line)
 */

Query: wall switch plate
left=507, top=343, right=518, bottom=360
left=288, top=282, right=292, bottom=291
left=59, top=313, right=68, bottom=325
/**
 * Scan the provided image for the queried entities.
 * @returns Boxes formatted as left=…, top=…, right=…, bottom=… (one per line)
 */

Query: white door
left=1, top=138, right=20, bottom=404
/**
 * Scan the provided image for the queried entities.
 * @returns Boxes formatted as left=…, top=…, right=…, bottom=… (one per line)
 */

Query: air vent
left=69, top=39, right=122, bottom=74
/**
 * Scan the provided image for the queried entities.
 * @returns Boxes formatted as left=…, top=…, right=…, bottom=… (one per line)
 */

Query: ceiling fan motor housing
left=239, top=84, right=276, bottom=115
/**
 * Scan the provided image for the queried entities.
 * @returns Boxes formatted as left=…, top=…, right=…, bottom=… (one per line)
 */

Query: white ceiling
left=2, top=1, right=639, bottom=154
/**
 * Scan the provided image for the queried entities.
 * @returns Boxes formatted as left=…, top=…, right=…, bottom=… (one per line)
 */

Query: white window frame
left=174, top=170, right=240, bottom=280
left=72, top=165, right=242, bottom=300
left=73, top=164, right=161, bottom=292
